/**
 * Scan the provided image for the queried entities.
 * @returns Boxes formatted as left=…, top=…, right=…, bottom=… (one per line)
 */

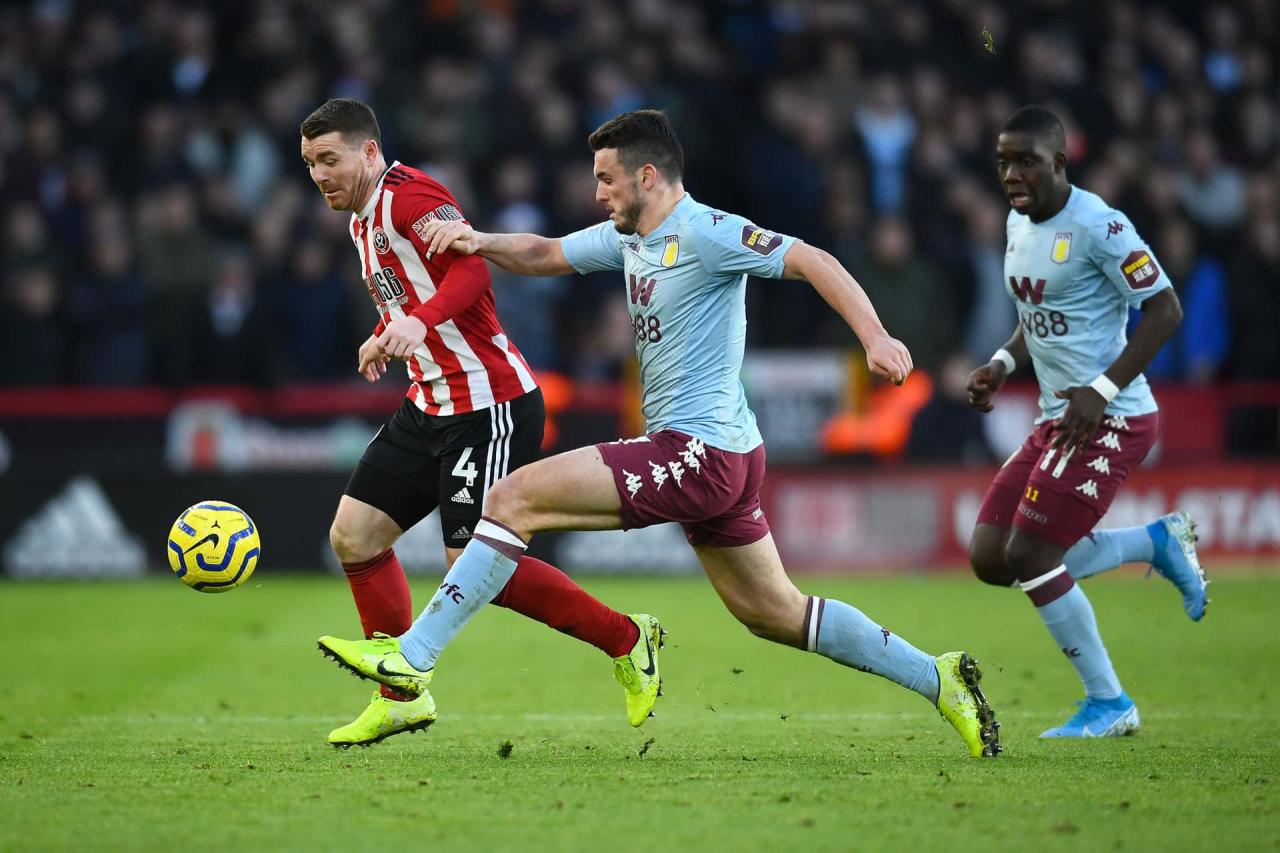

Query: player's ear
left=639, top=163, right=657, bottom=190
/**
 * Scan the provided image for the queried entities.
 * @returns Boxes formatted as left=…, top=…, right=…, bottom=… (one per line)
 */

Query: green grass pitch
left=2, top=572, right=1278, bottom=851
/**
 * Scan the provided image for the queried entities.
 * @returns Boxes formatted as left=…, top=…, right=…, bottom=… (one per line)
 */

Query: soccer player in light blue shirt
left=966, top=106, right=1208, bottom=738
left=317, top=110, right=1002, bottom=758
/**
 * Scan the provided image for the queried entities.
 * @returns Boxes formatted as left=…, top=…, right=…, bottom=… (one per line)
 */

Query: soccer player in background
left=318, top=110, right=1002, bottom=758
left=299, top=98, right=663, bottom=747
left=965, top=106, right=1208, bottom=738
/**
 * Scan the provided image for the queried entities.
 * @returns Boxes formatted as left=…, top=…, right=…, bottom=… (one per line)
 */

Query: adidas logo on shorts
left=451, top=487, right=474, bottom=505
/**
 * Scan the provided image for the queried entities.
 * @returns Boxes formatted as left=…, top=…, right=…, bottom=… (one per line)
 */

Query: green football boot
left=317, top=631, right=433, bottom=697
left=934, top=651, right=1001, bottom=757
left=328, top=689, right=437, bottom=749
left=612, top=614, right=666, bottom=727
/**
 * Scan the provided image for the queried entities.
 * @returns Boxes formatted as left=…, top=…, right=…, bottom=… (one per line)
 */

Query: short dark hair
left=300, top=98, right=381, bottom=147
left=1002, top=105, right=1066, bottom=153
left=588, top=109, right=684, bottom=181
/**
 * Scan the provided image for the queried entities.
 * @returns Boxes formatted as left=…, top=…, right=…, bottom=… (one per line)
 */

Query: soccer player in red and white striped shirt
left=300, top=98, right=660, bottom=747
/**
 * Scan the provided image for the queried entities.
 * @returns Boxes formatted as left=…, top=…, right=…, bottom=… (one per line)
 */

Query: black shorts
left=345, top=389, right=545, bottom=546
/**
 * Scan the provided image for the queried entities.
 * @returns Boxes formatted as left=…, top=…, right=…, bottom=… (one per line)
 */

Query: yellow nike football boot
left=317, top=632, right=433, bottom=697
left=934, top=651, right=1001, bottom=757
left=612, top=614, right=666, bottom=727
left=327, top=689, right=437, bottom=748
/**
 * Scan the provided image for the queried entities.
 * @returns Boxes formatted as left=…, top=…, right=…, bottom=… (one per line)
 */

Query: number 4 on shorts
left=453, top=447, right=478, bottom=487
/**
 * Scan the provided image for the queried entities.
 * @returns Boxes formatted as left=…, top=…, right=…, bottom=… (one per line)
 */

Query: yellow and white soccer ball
left=167, top=502, right=261, bottom=593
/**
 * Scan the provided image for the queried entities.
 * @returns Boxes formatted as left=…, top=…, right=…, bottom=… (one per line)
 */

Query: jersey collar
left=357, top=160, right=401, bottom=222
left=642, top=192, right=693, bottom=241
left=1032, top=184, right=1075, bottom=226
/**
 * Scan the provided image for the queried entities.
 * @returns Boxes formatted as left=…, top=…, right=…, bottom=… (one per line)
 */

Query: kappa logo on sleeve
left=1121, top=249, right=1161, bottom=289
left=740, top=225, right=784, bottom=255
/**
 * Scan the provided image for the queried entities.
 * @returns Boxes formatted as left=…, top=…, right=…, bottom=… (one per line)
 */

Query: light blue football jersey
left=1004, top=186, right=1171, bottom=422
left=561, top=194, right=796, bottom=453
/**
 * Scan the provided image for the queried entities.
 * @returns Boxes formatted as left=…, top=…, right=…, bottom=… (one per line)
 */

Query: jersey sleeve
left=685, top=210, right=796, bottom=280
left=390, top=181, right=493, bottom=328
left=560, top=220, right=625, bottom=274
left=391, top=180, right=470, bottom=269
left=1085, top=210, right=1172, bottom=307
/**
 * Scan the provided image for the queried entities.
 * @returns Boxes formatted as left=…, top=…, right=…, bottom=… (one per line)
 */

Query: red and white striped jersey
left=349, top=161, right=538, bottom=416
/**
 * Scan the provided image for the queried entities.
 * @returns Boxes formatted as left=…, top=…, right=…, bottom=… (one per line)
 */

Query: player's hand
left=377, top=316, right=428, bottom=360
left=415, top=219, right=479, bottom=257
left=966, top=361, right=1009, bottom=412
left=1052, top=386, right=1108, bottom=451
left=865, top=335, right=913, bottom=385
left=357, top=335, right=389, bottom=383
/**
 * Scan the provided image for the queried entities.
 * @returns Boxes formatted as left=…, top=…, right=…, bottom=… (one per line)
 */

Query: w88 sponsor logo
left=632, top=312, right=662, bottom=343
left=1020, top=309, right=1070, bottom=338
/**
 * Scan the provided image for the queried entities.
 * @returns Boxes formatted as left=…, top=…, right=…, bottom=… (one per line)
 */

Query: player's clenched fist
left=966, top=361, right=1009, bottom=412
left=377, top=316, right=428, bottom=360
left=357, top=335, right=389, bottom=383
left=416, top=219, right=480, bottom=257
left=865, top=335, right=913, bottom=386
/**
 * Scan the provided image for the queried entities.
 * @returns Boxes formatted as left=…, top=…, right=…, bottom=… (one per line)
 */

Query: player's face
left=301, top=132, right=373, bottom=212
left=593, top=148, right=644, bottom=235
left=996, top=131, right=1061, bottom=218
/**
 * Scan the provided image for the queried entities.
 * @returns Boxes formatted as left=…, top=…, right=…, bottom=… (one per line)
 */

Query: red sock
left=491, top=556, right=639, bottom=658
left=343, top=548, right=414, bottom=701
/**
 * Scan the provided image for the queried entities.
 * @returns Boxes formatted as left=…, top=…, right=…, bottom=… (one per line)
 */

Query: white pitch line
left=57, top=710, right=1278, bottom=727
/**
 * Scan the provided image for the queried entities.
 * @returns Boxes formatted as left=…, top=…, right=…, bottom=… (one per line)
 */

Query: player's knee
left=968, top=526, right=1015, bottom=586
left=330, top=518, right=375, bottom=565
left=738, top=611, right=788, bottom=644
left=732, top=598, right=805, bottom=647
left=483, top=471, right=533, bottom=529
left=968, top=543, right=1014, bottom=587
left=1002, top=536, right=1057, bottom=581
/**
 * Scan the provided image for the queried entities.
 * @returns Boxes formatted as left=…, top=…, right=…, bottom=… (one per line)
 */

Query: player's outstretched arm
left=966, top=325, right=1028, bottom=412
left=1052, top=288, right=1183, bottom=450
left=782, top=242, right=913, bottom=384
left=414, top=218, right=574, bottom=277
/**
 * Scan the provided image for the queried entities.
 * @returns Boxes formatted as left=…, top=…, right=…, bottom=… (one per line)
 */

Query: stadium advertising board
left=2, top=383, right=1277, bottom=577
left=762, top=464, right=1280, bottom=572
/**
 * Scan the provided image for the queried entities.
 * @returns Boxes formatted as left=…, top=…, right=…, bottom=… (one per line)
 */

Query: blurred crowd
left=1, top=0, right=1277, bottom=390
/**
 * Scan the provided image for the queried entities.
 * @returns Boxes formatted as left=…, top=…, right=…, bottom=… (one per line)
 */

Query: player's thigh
left=595, top=431, right=747, bottom=537
left=486, top=444, right=624, bottom=537
left=969, top=524, right=1015, bottom=585
left=1014, top=412, right=1159, bottom=563
left=694, top=534, right=806, bottom=638
left=340, top=402, right=441, bottom=549
left=976, top=427, right=1046, bottom=532
left=1004, top=525, right=1070, bottom=582
left=438, top=391, right=551, bottom=545
left=330, top=495, right=406, bottom=562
